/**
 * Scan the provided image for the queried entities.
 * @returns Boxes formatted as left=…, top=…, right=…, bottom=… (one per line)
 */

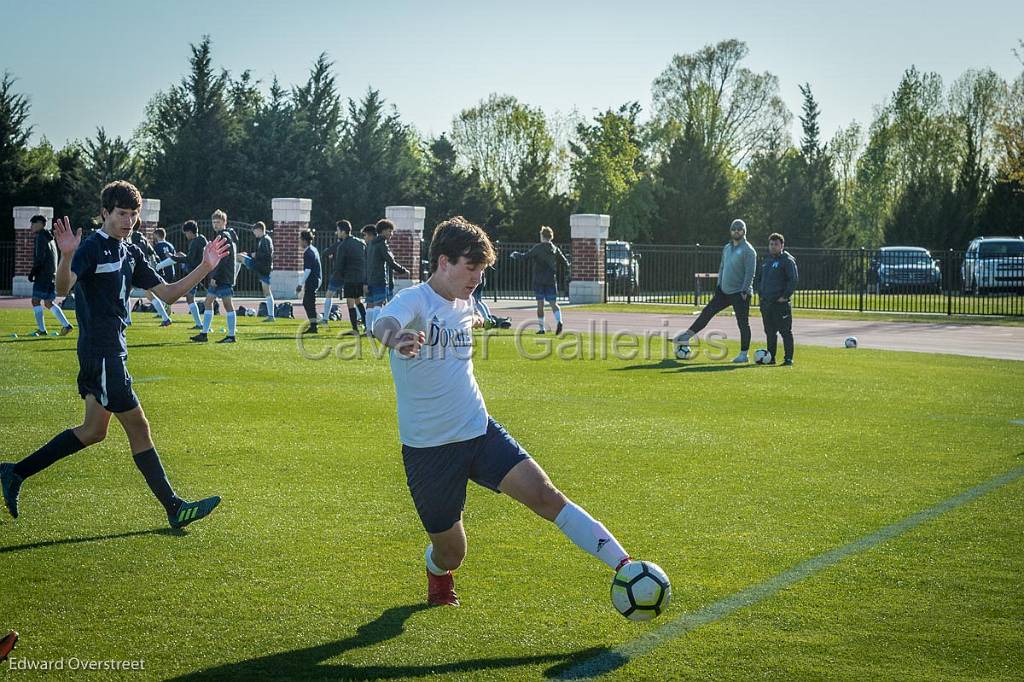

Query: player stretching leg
left=373, top=217, right=632, bottom=606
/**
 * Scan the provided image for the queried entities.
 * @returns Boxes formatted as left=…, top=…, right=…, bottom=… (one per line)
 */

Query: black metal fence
left=0, top=241, right=13, bottom=295
left=482, top=241, right=572, bottom=301
left=606, top=244, right=1024, bottom=317
left=3, top=235, right=1021, bottom=316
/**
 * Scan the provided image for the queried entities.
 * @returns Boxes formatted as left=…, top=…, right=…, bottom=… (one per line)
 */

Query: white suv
left=962, top=236, right=1024, bottom=295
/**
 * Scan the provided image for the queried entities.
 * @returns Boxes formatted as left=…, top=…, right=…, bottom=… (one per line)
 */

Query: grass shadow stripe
left=557, top=465, right=1024, bottom=680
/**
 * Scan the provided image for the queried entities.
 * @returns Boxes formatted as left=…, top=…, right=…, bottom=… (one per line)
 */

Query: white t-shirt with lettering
left=378, top=282, right=488, bottom=448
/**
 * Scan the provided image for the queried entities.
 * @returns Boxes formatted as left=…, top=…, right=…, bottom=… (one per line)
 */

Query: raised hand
left=52, top=217, right=79, bottom=256
left=202, top=236, right=230, bottom=270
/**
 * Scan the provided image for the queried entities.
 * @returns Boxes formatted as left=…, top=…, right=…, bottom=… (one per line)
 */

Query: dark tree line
left=2, top=37, right=1022, bottom=249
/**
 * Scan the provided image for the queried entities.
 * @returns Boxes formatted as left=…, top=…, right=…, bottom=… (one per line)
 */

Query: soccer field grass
left=1, top=308, right=1022, bottom=680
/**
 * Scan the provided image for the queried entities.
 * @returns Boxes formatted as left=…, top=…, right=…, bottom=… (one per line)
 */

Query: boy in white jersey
left=373, top=217, right=633, bottom=607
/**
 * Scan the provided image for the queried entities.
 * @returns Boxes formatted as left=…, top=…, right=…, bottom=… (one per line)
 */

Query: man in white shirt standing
left=373, top=217, right=634, bottom=607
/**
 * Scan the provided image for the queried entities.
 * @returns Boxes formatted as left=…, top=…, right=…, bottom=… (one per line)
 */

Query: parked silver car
left=961, top=236, right=1024, bottom=295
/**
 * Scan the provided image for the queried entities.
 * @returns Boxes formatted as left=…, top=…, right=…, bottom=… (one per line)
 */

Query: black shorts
left=77, top=355, right=139, bottom=413
left=402, top=417, right=531, bottom=534
left=342, top=283, right=364, bottom=299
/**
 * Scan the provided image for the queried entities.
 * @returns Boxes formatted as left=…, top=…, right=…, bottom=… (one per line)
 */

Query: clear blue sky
left=2, top=0, right=1022, bottom=148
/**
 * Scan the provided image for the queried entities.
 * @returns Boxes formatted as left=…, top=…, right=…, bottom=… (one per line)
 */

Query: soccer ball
left=611, top=560, right=671, bottom=621
left=844, top=336, right=858, bottom=349
left=674, top=345, right=693, bottom=360
left=754, top=349, right=772, bottom=364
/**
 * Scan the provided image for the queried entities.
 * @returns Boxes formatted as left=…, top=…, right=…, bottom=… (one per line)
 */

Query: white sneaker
left=732, top=351, right=749, bottom=363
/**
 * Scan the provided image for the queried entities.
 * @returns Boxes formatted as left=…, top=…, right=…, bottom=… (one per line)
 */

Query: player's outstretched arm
left=151, top=237, right=229, bottom=304
left=53, top=217, right=80, bottom=296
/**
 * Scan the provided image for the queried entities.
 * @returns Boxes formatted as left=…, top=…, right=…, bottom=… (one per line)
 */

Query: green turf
left=1, top=308, right=1022, bottom=680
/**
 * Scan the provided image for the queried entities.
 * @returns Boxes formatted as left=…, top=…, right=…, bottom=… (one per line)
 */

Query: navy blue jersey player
left=0, top=181, right=230, bottom=529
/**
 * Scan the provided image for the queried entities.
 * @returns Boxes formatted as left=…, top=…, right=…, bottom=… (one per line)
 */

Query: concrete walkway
left=3, top=295, right=1022, bottom=361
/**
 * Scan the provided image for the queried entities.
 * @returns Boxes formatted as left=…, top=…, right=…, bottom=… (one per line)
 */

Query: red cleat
left=0, top=630, right=18, bottom=663
left=427, top=570, right=460, bottom=606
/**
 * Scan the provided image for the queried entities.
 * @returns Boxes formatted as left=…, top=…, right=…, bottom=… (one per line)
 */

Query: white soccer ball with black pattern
left=674, top=344, right=693, bottom=360
left=754, top=349, right=772, bottom=364
left=611, top=560, right=671, bottom=621
left=844, top=336, right=858, bottom=349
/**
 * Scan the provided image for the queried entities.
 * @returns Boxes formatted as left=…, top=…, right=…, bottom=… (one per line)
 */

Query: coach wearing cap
left=675, top=219, right=757, bottom=363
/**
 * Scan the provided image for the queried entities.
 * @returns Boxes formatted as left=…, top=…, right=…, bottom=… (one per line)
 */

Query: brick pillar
left=12, top=206, right=54, bottom=297
left=137, top=198, right=160, bottom=240
left=385, top=205, right=425, bottom=292
left=270, top=197, right=311, bottom=299
left=569, top=213, right=610, bottom=304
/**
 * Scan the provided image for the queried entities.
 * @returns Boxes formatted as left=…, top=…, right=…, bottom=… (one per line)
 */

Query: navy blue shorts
left=534, top=285, right=557, bottom=303
left=327, top=277, right=344, bottom=293
left=77, top=355, right=140, bottom=413
left=32, top=282, right=56, bottom=301
left=209, top=284, right=234, bottom=298
left=402, top=417, right=531, bottom=534
left=366, top=285, right=388, bottom=305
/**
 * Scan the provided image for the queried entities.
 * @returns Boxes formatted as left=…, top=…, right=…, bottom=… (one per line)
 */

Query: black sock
left=356, top=303, right=366, bottom=323
left=348, top=307, right=359, bottom=330
left=14, top=429, right=86, bottom=479
left=132, top=448, right=183, bottom=515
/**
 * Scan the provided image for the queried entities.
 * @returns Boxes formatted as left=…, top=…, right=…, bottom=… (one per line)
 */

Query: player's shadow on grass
left=612, top=359, right=757, bottom=373
left=0, top=527, right=180, bottom=554
left=32, top=342, right=195, bottom=353
left=168, top=603, right=609, bottom=681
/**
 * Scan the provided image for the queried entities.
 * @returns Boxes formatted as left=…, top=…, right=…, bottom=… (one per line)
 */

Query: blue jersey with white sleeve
left=71, top=230, right=164, bottom=359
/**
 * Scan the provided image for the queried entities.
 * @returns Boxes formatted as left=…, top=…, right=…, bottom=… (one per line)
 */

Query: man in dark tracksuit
left=325, top=220, right=367, bottom=333
left=172, top=220, right=208, bottom=328
left=758, top=232, right=799, bottom=366
left=363, top=219, right=409, bottom=335
left=511, top=226, right=571, bottom=335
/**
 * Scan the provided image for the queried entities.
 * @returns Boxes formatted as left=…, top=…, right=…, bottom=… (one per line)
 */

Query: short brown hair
left=429, top=217, right=496, bottom=273
left=254, top=221, right=266, bottom=233
left=300, top=228, right=315, bottom=243
left=375, top=219, right=395, bottom=233
left=212, top=209, right=227, bottom=222
left=100, top=181, right=142, bottom=213
left=540, top=226, right=554, bottom=241
left=768, top=232, right=785, bottom=244
left=336, top=219, right=352, bottom=233
left=183, top=220, right=198, bottom=235
left=153, top=227, right=166, bottom=239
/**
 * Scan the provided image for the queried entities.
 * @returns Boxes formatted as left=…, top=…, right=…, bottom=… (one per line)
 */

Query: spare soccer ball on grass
left=844, top=336, right=858, bottom=349
left=674, top=345, right=693, bottom=360
left=611, top=560, right=671, bottom=621
left=754, top=349, right=772, bottom=364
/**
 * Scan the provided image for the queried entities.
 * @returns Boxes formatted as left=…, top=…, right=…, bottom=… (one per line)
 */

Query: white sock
left=265, top=294, right=275, bottom=319
left=189, top=302, right=202, bottom=327
left=322, top=296, right=333, bottom=322
left=553, top=309, right=563, bottom=324
left=366, top=308, right=376, bottom=337
left=537, top=315, right=545, bottom=331
left=226, top=311, right=237, bottom=336
left=50, top=304, right=70, bottom=328
left=554, top=501, right=629, bottom=571
left=151, top=297, right=170, bottom=322
left=425, top=544, right=448, bottom=576
left=202, top=310, right=213, bottom=333
left=33, top=305, right=46, bottom=332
